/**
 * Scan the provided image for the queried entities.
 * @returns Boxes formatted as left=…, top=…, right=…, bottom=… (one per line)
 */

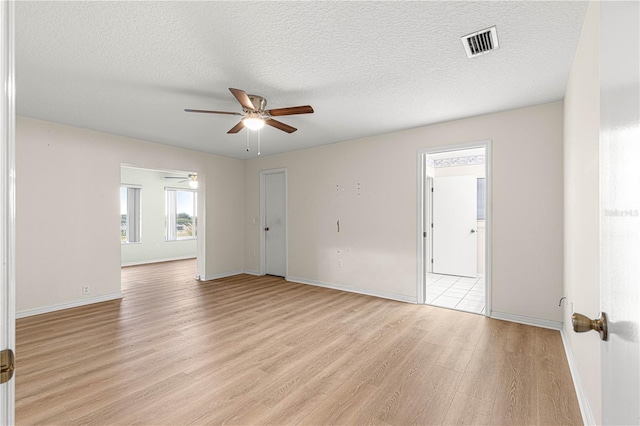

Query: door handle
left=470, top=229, right=476, bottom=233
left=264, top=227, right=269, bottom=231
left=572, top=311, right=608, bottom=341
left=0, top=349, right=15, bottom=384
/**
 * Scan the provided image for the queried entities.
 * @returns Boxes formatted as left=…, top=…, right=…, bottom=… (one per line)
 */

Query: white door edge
left=0, top=0, right=16, bottom=423
left=600, top=2, right=640, bottom=423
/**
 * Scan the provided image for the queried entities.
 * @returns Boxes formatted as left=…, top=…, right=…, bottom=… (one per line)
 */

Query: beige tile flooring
left=426, top=273, right=485, bottom=314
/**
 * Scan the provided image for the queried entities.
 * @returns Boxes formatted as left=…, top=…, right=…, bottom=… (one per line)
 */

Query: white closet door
left=265, top=172, right=286, bottom=277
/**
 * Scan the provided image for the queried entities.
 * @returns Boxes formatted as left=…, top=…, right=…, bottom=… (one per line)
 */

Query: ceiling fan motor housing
left=246, top=95, right=267, bottom=112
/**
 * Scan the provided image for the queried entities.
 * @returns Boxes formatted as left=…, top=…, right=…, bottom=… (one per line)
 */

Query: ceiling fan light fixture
left=188, top=174, right=198, bottom=189
left=243, top=117, right=265, bottom=130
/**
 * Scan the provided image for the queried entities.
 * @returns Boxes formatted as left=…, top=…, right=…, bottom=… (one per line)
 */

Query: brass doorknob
left=572, top=311, right=608, bottom=341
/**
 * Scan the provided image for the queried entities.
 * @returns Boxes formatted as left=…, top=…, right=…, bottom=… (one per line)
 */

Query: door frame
left=425, top=175, right=433, bottom=274
left=259, top=168, right=287, bottom=277
left=0, top=0, right=15, bottom=422
left=416, top=140, right=492, bottom=316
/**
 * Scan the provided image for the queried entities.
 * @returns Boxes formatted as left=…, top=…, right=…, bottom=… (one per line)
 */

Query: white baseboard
left=243, top=269, right=260, bottom=276
left=286, top=276, right=418, bottom=304
left=560, top=328, right=595, bottom=426
left=121, top=256, right=196, bottom=267
left=16, top=292, right=123, bottom=319
left=490, top=311, right=563, bottom=330
left=200, top=270, right=245, bottom=281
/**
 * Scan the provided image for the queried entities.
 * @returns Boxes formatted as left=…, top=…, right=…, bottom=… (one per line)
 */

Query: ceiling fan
left=165, top=174, right=198, bottom=188
left=185, top=88, right=314, bottom=134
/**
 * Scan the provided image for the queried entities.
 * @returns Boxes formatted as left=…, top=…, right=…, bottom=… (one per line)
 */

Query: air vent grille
left=462, top=26, right=499, bottom=58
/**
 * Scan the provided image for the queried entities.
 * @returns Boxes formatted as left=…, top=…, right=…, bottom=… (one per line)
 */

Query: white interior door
left=264, top=172, right=286, bottom=277
left=0, top=1, right=15, bottom=422
left=600, top=2, right=640, bottom=424
left=433, top=176, right=477, bottom=277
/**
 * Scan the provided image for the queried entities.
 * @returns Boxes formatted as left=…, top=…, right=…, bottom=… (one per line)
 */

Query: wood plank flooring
left=15, top=260, right=582, bottom=425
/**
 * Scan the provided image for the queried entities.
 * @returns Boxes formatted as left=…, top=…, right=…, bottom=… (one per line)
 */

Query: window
left=477, top=178, right=486, bottom=220
left=121, top=186, right=141, bottom=243
left=166, top=188, right=197, bottom=240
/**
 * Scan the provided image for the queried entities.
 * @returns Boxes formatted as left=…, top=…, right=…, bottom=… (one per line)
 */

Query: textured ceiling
left=16, top=1, right=588, bottom=159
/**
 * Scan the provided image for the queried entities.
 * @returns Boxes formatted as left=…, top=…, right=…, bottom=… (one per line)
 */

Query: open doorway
left=120, top=166, right=200, bottom=275
left=417, top=142, right=491, bottom=316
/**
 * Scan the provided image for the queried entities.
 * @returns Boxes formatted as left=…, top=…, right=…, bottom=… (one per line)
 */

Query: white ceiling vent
left=462, top=26, right=499, bottom=58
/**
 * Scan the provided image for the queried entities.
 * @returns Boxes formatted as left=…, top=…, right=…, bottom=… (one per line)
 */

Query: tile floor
left=426, top=273, right=485, bottom=314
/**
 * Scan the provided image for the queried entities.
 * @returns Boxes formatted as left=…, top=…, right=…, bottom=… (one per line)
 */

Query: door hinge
left=431, top=187, right=434, bottom=192
left=0, top=349, right=15, bottom=384
left=431, top=259, right=434, bottom=264
left=423, top=231, right=427, bottom=238
left=431, top=223, right=433, bottom=228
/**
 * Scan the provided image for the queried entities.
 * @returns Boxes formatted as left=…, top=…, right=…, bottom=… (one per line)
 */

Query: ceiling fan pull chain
left=257, top=130, right=261, bottom=156
left=246, top=130, right=250, bottom=152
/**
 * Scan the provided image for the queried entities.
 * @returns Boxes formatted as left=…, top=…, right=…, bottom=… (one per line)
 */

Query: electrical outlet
left=253, top=250, right=256, bottom=258
left=338, top=259, right=342, bottom=267
left=82, top=286, right=90, bottom=295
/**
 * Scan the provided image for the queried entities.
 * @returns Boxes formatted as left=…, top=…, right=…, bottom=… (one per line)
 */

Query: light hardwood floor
left=16, top=259, right=582, bottom=425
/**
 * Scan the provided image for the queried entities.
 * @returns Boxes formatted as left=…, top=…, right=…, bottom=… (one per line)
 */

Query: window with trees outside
left=166, top=188, right=197, bottom=241
left=121, top=186, right=141, bottom=243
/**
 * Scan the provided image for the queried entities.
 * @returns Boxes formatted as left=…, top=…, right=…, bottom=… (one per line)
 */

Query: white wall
left=245, top=101, right=565, bottom=322
left=120, top=167, right=197, bottom=266
left=16, top=116, right=245, bottom=314
left=563, top=2, right=601, bottom=424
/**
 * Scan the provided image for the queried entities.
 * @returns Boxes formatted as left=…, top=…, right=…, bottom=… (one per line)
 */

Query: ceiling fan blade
left=227, top=121, right=245, bottom=134
left=184, top=109, right=241, bottom=116
left=229, top=88, right=256, bottom=110
left=267, top=105, right=314, bottom=116
left=165, top=176, right=188, bottom=179
left=265, top=119, right=297, bottom=133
